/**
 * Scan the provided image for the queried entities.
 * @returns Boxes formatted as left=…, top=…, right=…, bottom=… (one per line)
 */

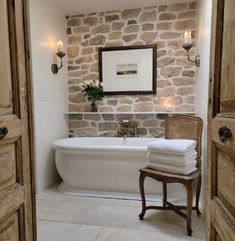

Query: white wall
left=29, top=0, right=68, bottom=193
left=195, top=0, right=212, bottom=208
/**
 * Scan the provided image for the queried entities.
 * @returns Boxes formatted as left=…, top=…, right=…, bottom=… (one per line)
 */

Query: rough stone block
left=122, top=34, right=138, bottom=42
left=84, top=114, right=101, bottom=120
left=134, top=102, right=153, bottom=112
left=159, top=13, right=176, bottom=21
left=139, top=11, right=157, bottom=22
left=69, top=104, right=82, bottom=112
left=116, top=114, right=134, bottom=121
left=69, top=93, right=86, bottom=103
left=105, top=41, right=124, bottom=47
left=68, top=35, right=82, bottom=44
left=185, top=95, right=194, bottom=103
left=67, top=47, right=79, bottom=59
left=169, top=3, right=187, bottom=11
left=81, top=47, right=94, bottom=55
left=74, top=26, right=90, bottom=33
left=157, top=50, right=167, bottom=58
left=158, top=57, right=175, bottom=67
left=178, top=11, right=196, bottom=19
left=159, top=32, right=182, bottom=39
left=112, top=22, right=125, bottom=30
left=172, top=78, right=194, bottom=86
left=121, top=8, right=141, bottom=20
left=89, top=35, right=106, bottom=45
left=105, top=14, right=120, bottom=22
left=159, top=5, right=168, bottom=12
left=127, top=20, right=137, bottom=25
left=177, top=87, right=194, bottom=95
left=140, top=32, right=158, bottom=42
left=124, top=25, right=140, bottom=33
left=75, top=55, right=93, bottom=64
left=182, top=70, right=195, bottom=77
left=83, top=16, right=99, bottom=26
left=156, top=22, right=172, bottom=30
left=158, top=86, right=176, bottom=97
left=160, top=67, right=182, bottom=78
left=98, top=122, right=117, bottom=131
left=142, top=23, right=155, bottom=31
left=69, top=86, right=81, bottom=93
left=117, top=106, right=132, bottom=112
left=91, top=24, right=111, bottom=34
left=108, top=31, right=122, bottom=40
left=67, top=18, right=81, bottom=27
left=102, top=114, right=115, bottom=121
left=174, top=20, right=195, bottom=30
left=157, top=79, right=172, bottom=88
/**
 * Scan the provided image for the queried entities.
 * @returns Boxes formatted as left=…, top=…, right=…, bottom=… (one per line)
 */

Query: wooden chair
left=139, top=115, right=203, bottom=236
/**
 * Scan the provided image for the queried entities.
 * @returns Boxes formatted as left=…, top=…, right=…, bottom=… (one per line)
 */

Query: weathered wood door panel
left=0, top=0, right=36, bottom=241
left=207, top=0, right=235, bottom=240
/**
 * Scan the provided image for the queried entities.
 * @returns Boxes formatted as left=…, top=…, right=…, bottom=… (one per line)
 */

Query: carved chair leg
left=186, top=182, right=193, bottom=236
left=196, top=174, right=202, bottom=216
left=163, top=182, right=167, bottom=208
left=139, top=171, right=147, bottom=220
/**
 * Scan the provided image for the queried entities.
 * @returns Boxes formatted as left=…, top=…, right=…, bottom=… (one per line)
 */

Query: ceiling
left=53, top=0, right=196, bottom=15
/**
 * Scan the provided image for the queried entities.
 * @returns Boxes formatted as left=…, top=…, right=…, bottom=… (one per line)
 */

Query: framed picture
left=99, top=45, right=156, bottom=95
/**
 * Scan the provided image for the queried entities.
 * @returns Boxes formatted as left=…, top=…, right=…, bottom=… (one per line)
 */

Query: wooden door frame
left=21, top=0, right=37, bottom=240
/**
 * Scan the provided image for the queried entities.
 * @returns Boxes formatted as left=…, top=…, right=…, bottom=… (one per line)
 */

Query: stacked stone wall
left=67, top=1, right=197, bottom=113
left=66, top=1, right=198, bottom=137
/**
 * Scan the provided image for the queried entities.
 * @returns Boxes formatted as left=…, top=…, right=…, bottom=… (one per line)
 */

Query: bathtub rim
left=53, top=137, right=158, bottom=153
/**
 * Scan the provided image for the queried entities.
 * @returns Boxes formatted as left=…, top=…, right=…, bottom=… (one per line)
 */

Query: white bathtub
left=53, top=137, right=185, bottom=201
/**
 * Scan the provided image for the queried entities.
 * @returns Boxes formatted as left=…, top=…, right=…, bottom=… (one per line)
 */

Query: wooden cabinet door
left=207, top=0, right=235, bottom=240
left=0, top=0, right=36, bottom=241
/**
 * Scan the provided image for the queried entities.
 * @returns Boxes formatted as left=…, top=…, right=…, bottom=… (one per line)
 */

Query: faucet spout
left=116, top=120, right=139, bottom=138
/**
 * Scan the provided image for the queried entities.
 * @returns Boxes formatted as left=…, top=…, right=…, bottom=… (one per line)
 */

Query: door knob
left=218, top=126, right=232, bottom=143
left=0, top=127, right=8, bottom=140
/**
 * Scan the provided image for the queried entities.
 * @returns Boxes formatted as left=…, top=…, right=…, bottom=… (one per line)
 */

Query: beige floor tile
left=37, top=220, right=101, bottom=241
left=72, top=203, right=142, bottom=229
left=139, top=209, right=205, bottom=239
left=96, top=227, right=180, bottom=241
left=36, top=185, right=65, bottom=201
left=37, top=186, right=205, bottom=241
left=37, top=199, right=86, bottom=222
left=62, top=194, right=116, bottom=205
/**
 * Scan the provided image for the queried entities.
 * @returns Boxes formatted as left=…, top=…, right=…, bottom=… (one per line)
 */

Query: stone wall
left=66, top=1, right=197, bottom=113
left=68, top=113, right=168, bottom=137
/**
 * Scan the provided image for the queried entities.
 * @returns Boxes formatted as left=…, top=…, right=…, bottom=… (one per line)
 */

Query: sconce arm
left=186, top=50, right=200, bottom=67
left=51, top=51, right=66, bottom=74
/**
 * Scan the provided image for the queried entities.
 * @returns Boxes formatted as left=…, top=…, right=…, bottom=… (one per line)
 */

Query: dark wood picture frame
left=98, top=45, right=156, bottom=95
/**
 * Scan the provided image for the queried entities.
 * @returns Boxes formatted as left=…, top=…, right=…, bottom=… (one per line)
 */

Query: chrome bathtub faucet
left=116, top=120, right=139, bottom=138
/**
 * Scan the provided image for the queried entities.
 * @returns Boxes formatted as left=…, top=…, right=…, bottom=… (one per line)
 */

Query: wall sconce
left=51, top=40, right=66, bottom=74
left=182, top=30, right=200, bottom=67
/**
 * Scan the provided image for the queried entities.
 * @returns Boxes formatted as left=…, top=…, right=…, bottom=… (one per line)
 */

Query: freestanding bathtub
left=53, top=137, right=185, bottom=201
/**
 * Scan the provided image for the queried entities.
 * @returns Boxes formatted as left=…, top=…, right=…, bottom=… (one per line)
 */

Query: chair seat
left=139, top=167, right=200, bottom=182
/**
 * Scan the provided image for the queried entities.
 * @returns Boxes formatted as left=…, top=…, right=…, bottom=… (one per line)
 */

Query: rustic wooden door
left=0, top=0, right=36, bottom=241
left=207, top=0, right=235, bottom=240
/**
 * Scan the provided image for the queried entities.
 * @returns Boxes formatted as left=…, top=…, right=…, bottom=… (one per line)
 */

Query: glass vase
left=90, top=101, right=97, bottom=112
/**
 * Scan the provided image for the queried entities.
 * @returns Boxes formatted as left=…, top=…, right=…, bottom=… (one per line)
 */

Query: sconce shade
left=182, top=30, right=200, bottom=67
left=51, top=42, right=66, bottom=74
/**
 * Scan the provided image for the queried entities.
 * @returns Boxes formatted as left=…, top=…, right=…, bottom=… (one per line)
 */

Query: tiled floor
left=37, top=185, right=205, bottom=241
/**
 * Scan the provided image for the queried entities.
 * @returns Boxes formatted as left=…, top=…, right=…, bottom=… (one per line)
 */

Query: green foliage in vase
left=81, top=80, right=104, bottom=103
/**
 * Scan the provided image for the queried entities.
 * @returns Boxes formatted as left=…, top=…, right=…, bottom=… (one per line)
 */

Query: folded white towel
left=147, top=161, right=197, bottom=175
left=147, top=150, right=197, bottom=167
left=147, top=139, right=197, bottom=155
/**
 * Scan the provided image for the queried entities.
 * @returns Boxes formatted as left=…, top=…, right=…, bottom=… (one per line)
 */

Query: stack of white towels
left=147, top=139, right=198, bottom=175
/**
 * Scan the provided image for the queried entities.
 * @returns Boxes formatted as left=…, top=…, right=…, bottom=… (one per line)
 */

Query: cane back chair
left=139, top=115, right=203, bottom=236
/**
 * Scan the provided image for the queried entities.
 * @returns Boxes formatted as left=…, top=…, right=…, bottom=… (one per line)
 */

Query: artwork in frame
left=98, top=45, right=156, bottom=95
